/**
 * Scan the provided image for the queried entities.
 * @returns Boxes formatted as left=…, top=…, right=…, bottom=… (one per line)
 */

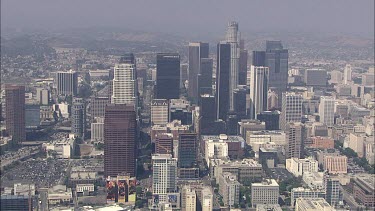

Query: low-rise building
left=351, top=174, right=375, bottom=207
left=303, top=172, right=324, bottom=190
left=215, top=159, right=263, bottom=183
left=295, top=198, right=334, bottom=211
left=307, top=136, right=334, bottom=149
left=76, top=184, right=94, bottom=196
left=286, top=157, right=319, bottom=177
left=291, top=187, right=326, bottom=206
left=48, top=185, right=72, bottom=205
left=43, top=137, right=75, bottom=159
left=323, top=155, right=347, bottom=174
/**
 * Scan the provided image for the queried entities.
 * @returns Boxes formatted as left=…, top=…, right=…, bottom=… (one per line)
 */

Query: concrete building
left=152, top=154, right=177, bottom=203
left=295, top=198, right=334, bottom=211
left=215, top=159, right=263, bottom=183
left=155, top=133, right=173, bottom=155
left=71, top=98, right=85, bottom=138
left=200, top=187, right=213, bottom=211
left=256, top=204, right=282, bottom=211
left=303, top=172, right=324, bottom=190
left=151, top=99, right=169, bottom=125
left=329, top=70, right=342, bottom=84
left=56, top=70, right=78, bottom=96
left=286, top=122, right=303, bottom=159
left=43, top=137, right=75, bottom=159
left=343, top=64, right=352, bottom=85
left=91, top=118, right=104, bottom=143
left=251, top=179, right=279, bottom=208
left=248, top=65, right=269, bottom=119
left=286, top=157, right=319, bottom=177
left=323, top=155, right=347, bottom=174
left=90, top=96, right=109, bottom=120
left=76, top=184, right=94, bottom=196
left=319, top=96, right=335, bottom=127
left=304, top=69, right=327, bottom=86
left=218, top=172, right=240, bottom=207
left=348, top=133, right=366, bottom=157
left=181, top=186, right=196, bottom=211
left=280, top=92, right=303, bottom=131
left=202, top=135, right=245, bottom=165
left=291, top=187, right=326, bottom=206
left=351, top=174, right=375, bottom=207
left=47, top=185, right=72, bottom=205
left=245, top=130, right=286, bottom=148
left=36, top=88, right=50, bottom=105
left=112, top=54, right=138, bottom=107
left=324, top=174, right=342, bottom=206
left=307, top=136, right=334, bottom=149
left=188, top=42, right=209, bottom=101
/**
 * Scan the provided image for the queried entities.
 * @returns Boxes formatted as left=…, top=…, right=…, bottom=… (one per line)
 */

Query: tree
left=136, top=186, right=143, bottom=195
left=135, top=200, right=144, bottom=208
left=146, top=191, right=152, bottom=198
left=342, top=148, right=358, bottom=158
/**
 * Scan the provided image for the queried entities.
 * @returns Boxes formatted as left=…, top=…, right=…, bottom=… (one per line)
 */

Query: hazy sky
left=2, top=0, right=374, bottom=37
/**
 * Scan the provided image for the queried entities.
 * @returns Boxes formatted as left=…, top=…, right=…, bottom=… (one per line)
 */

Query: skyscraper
left=324, top=174, right=342, bottom=206
left=226, top=22, right=241, bottom=111
left=198, top=58, right=213, bottom=96
left=239, top=40, right=248, bottom=85
left=280, top=92, right=303, bottom=131
left=151, top=99, right=169, bottom=125
left=104, top=104, right=136, bottom=178
left=71, top=98, right=85, bottom=138
left=286, top=122, right=303, bottom=159
left=252, top=51, right=266, bottom=66
left=56, top=70, right=78, bottom=96
left=5, top=85, right=26, bottom=145
left=156, top=53, right=180, bottom=99
left=319, top=96, right=335, bottom=127
left=343, top=64, right=352, bottom=85
left=152, top=154, right=177, bottom=202
left=248, top=65, right=269, bottom=119
left=188, top=42, right=209, bottom=101
left=178, top=133, right=197, bottom=168
left=155, top=133, right=173, bottom=155
left=216, top=42, right=231, bottom=120
left=265, top=41, right=289, bottom=107
left=112, top=54, right=138, bottom=108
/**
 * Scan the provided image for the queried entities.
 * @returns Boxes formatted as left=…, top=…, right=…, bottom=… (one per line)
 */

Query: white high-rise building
left=200, top=187, right=213, bottom=211
left=280, top=92, right=303, bottom=131
left=249, top=65, right=269, bottom=119
left=343, top=64, right=352, bottom=84
left=152, top=154, right=177, bottom=203
left=226, top=21, right=241, bottom=111
left=56, top=70, right=78, bottom=96
left=319, top=96, right=335, bottom=127
left=112, top=54, right=137, bottom=107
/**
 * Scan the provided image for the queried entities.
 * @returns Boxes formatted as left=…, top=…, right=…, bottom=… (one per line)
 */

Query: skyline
left=1, top=0, right=374, bottom=38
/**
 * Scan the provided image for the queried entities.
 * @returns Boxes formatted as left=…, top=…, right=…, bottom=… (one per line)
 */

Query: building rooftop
left=252, top=179, right=279, bottom=187
left=202, top=135, right=245, bottom=143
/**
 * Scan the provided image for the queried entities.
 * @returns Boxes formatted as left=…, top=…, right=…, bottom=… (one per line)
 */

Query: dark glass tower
left=198, top=58, right=213, bottom=96
left=199, top=94, right=217, bottom=135
left=156, top=53, right=180, bottom=99
left=188, top=42, right=209, bottom=101
left=178, top=133, right=197, bottom=168
left=257, top=110, right=280, bottom=130
left=252, top=51, right=266, bottom=66
left=239, top=49, right=248, bottom=85
left=104, top=104, right=136, bottom=178
left=215, top=43, right=231, bottom=120
left=5, top=85, right=26, bottom=145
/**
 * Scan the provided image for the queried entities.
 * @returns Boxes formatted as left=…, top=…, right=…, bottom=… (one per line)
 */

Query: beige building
left=286, top=122, right=303, bottom=159
left=200, top=187, right=213, bottom=211
left=181, top=186, right=196, bottom=211
left=218, top=172, right=240, bottom=207
left=323, top=155, right=347, bottom=174
left=151, top=99, right=169, bottom=125
left=286, top=157, right=318, bottom=177
left=295, top=198, right=334, bottom=211
left=251, top=179, right=279, bottom=208
left=348, top=133, right=366, bottom=157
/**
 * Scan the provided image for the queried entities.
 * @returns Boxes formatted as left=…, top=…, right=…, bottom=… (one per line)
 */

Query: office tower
left=155, top=134, right=173, bottom=155
left=180, top=64, right=188, bottom=88
left=319, top=96, right=335, bottom=127
left=304, top=69, right=328, bottom=86
left=56, top=70, right=78, bottom=95
left=188, top=42, right=209, bottom=101
left=252, top=51, right=266, bottom=66
left=324, top=174, right=342, bottom=206
left=112, top=53, right=138, bottom=107
left=265, top=41, right=289, bottom=107
left=5, top=85, right=26, bottom=145
left=169, top=99, right=192, bottom=125
left=181, top=186, right=197, bottom=211
left=218, top=172, right=240, bottom=207
left=156, top=53, right=180, bottom=99
left=0, top=195, right=34, bottom=211
left=36, top=88, right=49, bottom=105
left=257, top=110, right=280, bottom=130
left=280, top=92, right=303, bottom=131
left=343, top=64, right=352, bottom=84
left=71, top=98, right=85, bottom=138
left=200, top=187, right=213, bottom=211
left=286, top=122, right=303, bottom=159
left=267, top=89, right=279, bottom=110
left=216, top=42, right=231, bottom=120
left=233, top=85, right=248, bottom=118
left=178, top=133, right=197, bottom=168
left=330, top=70, right=343, bottom=84
left=104, top=104, right=136, bottom=178
left=199, top=95, right=220, bottom=135
left=90, top=96, right=110, bottom=121
left=251, top=179, right=279, bottom=208
left=151, top=99, right=169, bottom=125
left=25, top=104, right=40, bottom=129
left=226, top=22, right=241, bottom=111
left=295, top=198, right=333, bottom=211
left=152, top=154, right=177, bottom=202
left=248, top=65, right=269, bottom=119
left=198, top=58, right=213, bottom=96
left=239, top=42, right=248, bottom=85
left=91, top=118, right=104, bottom=142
